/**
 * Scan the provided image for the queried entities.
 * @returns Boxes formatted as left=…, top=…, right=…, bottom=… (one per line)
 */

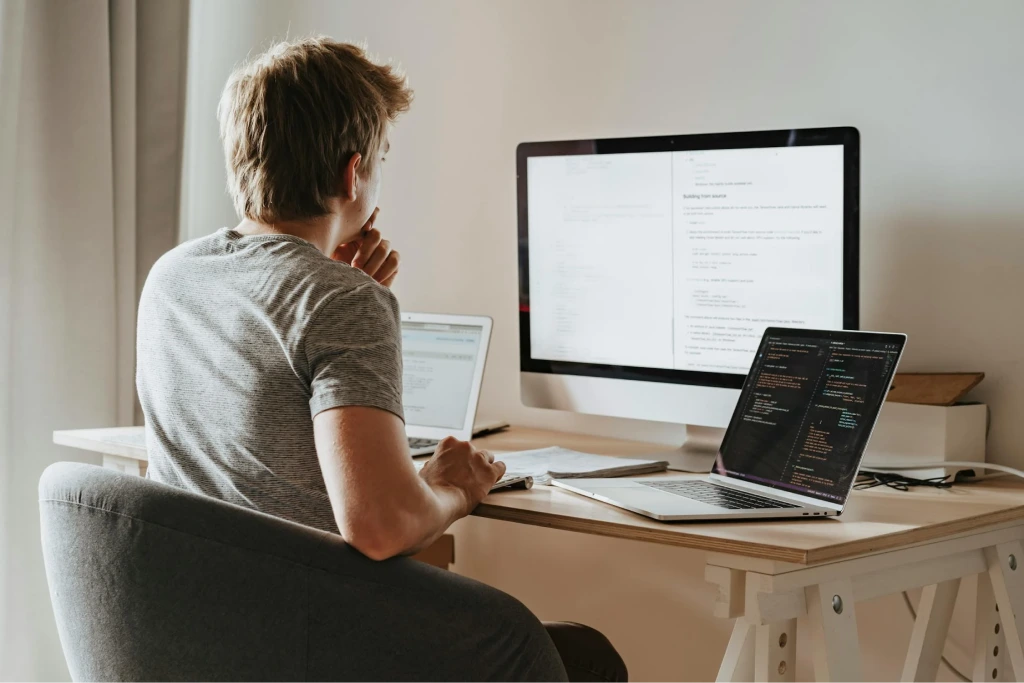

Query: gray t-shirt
left=136, top=228, right=403, bottom=534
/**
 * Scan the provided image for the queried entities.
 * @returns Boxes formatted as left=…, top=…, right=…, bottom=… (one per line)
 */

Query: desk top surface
left=54, top=425, right=1024, bottom=566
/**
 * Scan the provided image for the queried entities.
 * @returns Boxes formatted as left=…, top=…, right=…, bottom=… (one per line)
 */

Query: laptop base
left=552, top=478, right=837, bottom=522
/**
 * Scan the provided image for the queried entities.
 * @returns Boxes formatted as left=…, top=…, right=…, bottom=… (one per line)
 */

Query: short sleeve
left=304, top=282, right=404, bottom=421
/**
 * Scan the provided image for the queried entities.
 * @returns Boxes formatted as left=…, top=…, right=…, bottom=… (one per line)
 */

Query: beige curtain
left=0, top=0, right=188, bottom=678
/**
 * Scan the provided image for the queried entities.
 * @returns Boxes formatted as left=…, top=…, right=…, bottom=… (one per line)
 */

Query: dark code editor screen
left=714, top=333, right=903, bottom=503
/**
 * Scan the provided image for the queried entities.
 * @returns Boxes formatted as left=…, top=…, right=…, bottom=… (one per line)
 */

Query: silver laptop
left=400, top=312, right=494, bottom=457
left=552, top=328, right=906, bottom=521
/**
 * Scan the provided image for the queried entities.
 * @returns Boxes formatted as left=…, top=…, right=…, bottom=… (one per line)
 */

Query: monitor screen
left=401, top=321, right=485, bottom=429
left=517, top=128, right=859, bottom=390
left=713, top=329, right=904, bottom=504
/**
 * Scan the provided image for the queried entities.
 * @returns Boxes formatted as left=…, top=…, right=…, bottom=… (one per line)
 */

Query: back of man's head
left=218, top=37, right=413, bottom=224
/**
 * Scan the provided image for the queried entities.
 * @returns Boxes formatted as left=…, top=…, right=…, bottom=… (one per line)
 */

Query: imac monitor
left=516, top=127, right=859, bottom=469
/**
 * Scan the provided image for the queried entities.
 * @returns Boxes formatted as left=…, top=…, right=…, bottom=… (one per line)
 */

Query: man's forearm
left=313, top=407, right=493, bottom=561
left=343, top=480, right=466, bottom=560
left=400, top=483, right=467, bottom=557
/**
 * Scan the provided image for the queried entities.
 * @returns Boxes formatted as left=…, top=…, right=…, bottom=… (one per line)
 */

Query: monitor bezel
left=516, top=126, right=860, bottom=390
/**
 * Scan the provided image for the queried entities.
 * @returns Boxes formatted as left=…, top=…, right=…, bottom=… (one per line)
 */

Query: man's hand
left=418, top=436, right=506, bottom=516
left=333, top=208, right=400, bottom=287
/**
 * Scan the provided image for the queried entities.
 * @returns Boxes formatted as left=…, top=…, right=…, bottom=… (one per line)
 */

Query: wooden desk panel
left=474, top=428, right=1024, bottom=565
left=54, top=425, right=1024, bottom=566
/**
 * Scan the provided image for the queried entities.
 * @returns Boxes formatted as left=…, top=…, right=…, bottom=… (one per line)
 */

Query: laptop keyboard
left=408, top=437, right=440, bottom=450
left=638, top=480, right=799, bottom=510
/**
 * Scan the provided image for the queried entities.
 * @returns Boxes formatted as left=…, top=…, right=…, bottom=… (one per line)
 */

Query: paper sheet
left=496, top=446, right=666, bottom=484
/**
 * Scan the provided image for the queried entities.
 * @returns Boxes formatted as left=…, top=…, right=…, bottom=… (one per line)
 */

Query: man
left=137, top=37, right=626, bottom=682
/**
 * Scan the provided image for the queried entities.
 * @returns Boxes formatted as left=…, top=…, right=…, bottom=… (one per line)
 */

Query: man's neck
left=234, top=215, right=344, bottom=257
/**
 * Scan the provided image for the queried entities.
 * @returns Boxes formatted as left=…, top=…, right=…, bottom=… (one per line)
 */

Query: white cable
left=866, top=461, right=1024, bottom=481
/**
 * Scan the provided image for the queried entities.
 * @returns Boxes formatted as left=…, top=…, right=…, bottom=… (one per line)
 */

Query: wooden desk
left=55, top=425, right=1024, bottom=682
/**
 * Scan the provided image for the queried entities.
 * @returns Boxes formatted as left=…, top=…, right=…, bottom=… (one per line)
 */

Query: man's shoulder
left=149, top=230, right=374, bottom=292
left=142, top=229, right=400, bottom=324
left=146, top=229, right=232, bottom=278
left=272, top=242, right=397, bottom=313
left=311, top=268, right=399, bottom=323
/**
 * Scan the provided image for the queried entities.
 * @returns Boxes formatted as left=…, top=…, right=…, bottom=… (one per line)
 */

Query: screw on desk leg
left=901, top=578, right=962, bottom=682
left=755, top=618, right=797, bottom=682
left=717, top=617, right=755, bottom=682
left=985, top=542, right=1024, bottom=680
left=974, top=571, right=1008, bottom=681
left=806, top=579, right=862, bottom=682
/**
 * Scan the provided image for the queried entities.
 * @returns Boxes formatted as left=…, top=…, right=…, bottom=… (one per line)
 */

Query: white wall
left=182, top=1, right=1024, bottom=679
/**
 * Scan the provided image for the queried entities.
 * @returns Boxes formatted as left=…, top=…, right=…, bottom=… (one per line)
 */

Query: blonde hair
left=218, top=37, right=413, bottom=223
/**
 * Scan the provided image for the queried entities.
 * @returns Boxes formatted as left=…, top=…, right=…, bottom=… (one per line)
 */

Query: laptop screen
left=713, top=329, right=905, bottom=504
left=401, top=321, right=485, bottom=429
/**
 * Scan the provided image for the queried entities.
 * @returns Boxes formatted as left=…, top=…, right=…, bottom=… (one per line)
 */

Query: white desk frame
left=706, top=525, right=1024, bottom=682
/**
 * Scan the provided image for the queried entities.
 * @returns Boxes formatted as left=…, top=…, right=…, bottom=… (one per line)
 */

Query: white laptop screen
left=401, top=321, right=485, bottom=429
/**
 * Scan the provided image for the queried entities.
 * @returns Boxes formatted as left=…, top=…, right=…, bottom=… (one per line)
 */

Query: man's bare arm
left=313, top=405, right=503, bottom=560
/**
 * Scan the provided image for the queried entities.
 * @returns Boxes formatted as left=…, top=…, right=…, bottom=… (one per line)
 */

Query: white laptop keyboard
left=639, top=480, right=798, bottom=510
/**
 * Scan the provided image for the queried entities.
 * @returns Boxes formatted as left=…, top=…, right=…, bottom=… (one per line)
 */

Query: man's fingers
left=374, top=250, right=400, bottom=285
left=380, top=271, right=398, bottom=288
left=362, top=239, right=391, bottom=277
left=332, top=242, right=359, bottom=264
left=352, top=228, right=382, bottom=268
left=480, top=449, right=494, bottom=463
left=492, top=460, right=507, bottom=479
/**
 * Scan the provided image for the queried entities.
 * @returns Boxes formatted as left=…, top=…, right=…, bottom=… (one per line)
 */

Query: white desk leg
left=102, top=454, right=143, bottom=476
left=755, top=618, right=797, bottom=682
left=717, top=617, right=755, bottom=682
left=974, top=572, right=1007, bottom=682
left=901, top=578, right=961, bottom=681
left=806, top=579, right=862, bottom=682
left=985, top=542, right=1024, bottom=680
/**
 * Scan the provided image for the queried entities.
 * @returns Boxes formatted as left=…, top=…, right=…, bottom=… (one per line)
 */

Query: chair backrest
left=38, top=462, right=354, bottom=681
left=40, top=462, right=569, bottom=682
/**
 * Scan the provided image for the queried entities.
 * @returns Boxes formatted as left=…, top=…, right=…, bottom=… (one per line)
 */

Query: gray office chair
left=39, top=462, right=566, bottom=681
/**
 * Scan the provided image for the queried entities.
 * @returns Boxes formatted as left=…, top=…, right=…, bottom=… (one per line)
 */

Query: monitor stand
left=645, top=425, right=725, bottom=473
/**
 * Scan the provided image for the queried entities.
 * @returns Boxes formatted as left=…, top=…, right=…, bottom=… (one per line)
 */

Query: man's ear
left=340, top=152, right=363, bottom=200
